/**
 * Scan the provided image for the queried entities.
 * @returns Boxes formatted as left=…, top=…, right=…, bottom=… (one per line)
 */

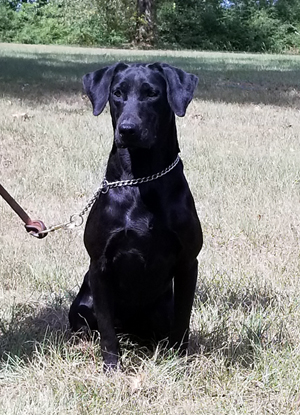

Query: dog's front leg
left=89, top=260, right=119, bottom=372
left=171, top=259, right=198, bottom=354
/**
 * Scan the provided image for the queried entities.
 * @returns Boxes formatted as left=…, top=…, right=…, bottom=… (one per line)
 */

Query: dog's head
left=83, top=63, right=198, bottom=150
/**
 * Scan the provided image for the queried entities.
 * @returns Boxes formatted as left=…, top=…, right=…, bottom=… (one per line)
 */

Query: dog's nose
left=118, top=122, right=138, bottom=138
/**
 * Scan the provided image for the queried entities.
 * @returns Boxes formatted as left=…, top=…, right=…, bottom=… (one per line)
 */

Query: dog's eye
left=113, top=90, right=122, bottom=98
left=147, top=90, right=158, bottom=98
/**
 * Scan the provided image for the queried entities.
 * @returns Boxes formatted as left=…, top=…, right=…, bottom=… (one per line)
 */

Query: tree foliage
left=0, top=0, right=300, bottom=52
left=0, top=0, right=136, bottom=46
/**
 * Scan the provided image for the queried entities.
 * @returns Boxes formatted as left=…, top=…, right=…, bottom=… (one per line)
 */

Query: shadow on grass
left=1, top=50, right=300, bottom=107
left=0, top=291, right=159, bottom=368
left=0, top=297, right=71, bottom=362
left=189, top=283, right=288, bottom=368
left=0, top=282, right=287, bottom=371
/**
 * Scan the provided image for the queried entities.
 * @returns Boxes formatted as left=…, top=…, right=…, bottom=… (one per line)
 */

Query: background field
left=1, top=43, right=300, bottom=414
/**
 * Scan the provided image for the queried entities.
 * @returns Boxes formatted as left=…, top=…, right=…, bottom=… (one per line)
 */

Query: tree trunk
left=136, top=0, right=155, bottom=47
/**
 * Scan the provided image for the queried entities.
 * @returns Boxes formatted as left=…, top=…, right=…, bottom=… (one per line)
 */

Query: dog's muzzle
left=116, top=121, right=150, bottom=149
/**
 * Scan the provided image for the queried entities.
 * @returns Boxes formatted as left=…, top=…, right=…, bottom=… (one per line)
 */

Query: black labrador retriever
left=69, top=62, right=203, bottom=371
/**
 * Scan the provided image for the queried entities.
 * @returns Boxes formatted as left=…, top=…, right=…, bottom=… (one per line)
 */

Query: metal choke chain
left=38, top=155, right=180, bottom=235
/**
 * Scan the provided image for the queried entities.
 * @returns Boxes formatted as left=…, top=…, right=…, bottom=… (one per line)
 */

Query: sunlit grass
left=1, top=43, right=300, bottom=414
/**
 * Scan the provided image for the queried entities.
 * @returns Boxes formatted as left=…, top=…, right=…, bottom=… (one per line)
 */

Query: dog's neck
left=105, top=125, right=180, bottom=181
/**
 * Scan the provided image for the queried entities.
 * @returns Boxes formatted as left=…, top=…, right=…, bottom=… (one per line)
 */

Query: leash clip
left=37, top=214, right=84, bottom=236
left=101, top=179, right=109, bottom=194
left=66, top=214, right=84, bottom=229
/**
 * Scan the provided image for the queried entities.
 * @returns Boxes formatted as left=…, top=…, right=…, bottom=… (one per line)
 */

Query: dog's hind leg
left=69, top=271, right=98, bottom=333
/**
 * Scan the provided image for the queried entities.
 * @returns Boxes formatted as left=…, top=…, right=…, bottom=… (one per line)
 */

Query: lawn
left=1, top=43, right=300, bottom=414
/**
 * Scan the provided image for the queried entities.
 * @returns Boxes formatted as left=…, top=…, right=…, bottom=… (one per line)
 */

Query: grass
left=1, top=42, right=300, bottom=414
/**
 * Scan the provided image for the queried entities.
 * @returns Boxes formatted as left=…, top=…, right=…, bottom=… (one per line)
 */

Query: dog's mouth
left=115, top=129, right=152, bottom=149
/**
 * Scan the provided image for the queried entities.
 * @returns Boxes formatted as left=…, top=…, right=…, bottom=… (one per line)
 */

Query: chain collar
left=37, top=155, right=180, bottom=235
left=77, top=155, right=181, bottom=218
left=101, top=154, right=180, bottom=194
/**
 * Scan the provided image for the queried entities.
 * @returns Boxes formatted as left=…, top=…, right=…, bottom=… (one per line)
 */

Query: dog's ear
left=83, top=63, right=128, bottom=116
left=153, top=63, right=198, bottom=117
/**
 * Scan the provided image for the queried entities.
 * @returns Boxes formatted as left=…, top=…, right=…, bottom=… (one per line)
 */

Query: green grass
left=1, top=43, right=300, bottom=414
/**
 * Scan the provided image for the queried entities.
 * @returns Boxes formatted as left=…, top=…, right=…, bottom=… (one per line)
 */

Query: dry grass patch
left=1, top=43, right=300, bottom=414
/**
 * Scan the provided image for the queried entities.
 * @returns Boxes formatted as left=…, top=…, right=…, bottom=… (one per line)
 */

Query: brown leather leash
left=0, top=183, right=48, bottom=239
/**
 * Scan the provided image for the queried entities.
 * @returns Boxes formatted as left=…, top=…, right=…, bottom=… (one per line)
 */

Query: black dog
left=69, top=62, right=203, bottom=371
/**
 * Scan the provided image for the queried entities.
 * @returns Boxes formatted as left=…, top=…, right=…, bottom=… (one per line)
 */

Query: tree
left=275, top=0, right=300, bottom=23
left=136, top=0, right=155, bottom=46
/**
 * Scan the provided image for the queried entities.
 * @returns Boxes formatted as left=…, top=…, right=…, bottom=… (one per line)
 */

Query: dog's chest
left=85, top=186, right=181, bottom=265
left=85, top=189, right=179, bottom=303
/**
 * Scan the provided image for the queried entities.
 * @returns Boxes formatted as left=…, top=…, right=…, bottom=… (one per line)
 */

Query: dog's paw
left=102, top=353, right=121, bottom=374
left=103, top=360, right=121, bottom=374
